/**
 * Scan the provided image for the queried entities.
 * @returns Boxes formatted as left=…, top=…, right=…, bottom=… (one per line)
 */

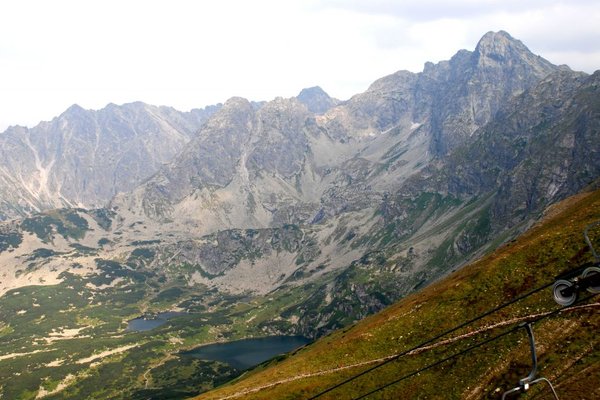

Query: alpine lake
left=128, top=312, right=310, bottom=370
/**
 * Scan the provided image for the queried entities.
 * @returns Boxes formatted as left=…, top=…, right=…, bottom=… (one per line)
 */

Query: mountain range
left=0, top=102, right=219, bottom=219
left=0, top=30, right=599, bottom=399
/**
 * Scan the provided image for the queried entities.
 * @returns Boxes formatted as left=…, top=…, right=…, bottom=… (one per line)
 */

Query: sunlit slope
left=195, top=187, right=600, bottom=400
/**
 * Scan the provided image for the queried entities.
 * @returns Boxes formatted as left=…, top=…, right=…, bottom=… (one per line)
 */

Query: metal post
left=501, top=323, right=560, bottom=399
left=519, top=323, right=538, bottom=388
left=530, top=378, right=560, bottom=399
left=584, top=221, right=600, bottom=262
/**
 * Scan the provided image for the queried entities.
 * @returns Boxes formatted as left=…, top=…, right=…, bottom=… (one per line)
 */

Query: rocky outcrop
left=296, top=86, right=340, bottom=114
left=384, top=68, right=600, bottom=248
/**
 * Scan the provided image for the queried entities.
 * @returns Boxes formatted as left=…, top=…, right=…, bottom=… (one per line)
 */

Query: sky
left=1, top=0, right=600, bottom=132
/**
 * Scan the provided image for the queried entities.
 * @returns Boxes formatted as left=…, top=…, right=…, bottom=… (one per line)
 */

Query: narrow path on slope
left=210, top=303, right=600, bottom=400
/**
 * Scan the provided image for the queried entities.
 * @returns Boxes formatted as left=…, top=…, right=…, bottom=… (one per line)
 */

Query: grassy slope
left=195, top=188, right=600, bottom=400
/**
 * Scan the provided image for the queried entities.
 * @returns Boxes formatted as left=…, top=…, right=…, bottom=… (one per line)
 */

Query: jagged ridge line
left=210, top=303, right=600, bottom=400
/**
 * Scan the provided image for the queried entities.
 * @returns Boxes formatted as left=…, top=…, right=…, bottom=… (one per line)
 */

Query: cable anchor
left=552, top=221, right=600, bottom=306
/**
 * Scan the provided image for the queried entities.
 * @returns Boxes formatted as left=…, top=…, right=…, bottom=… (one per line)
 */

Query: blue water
left=181, top=336, right=311, bottom=370
left=127, top=311, right=187, bottom=331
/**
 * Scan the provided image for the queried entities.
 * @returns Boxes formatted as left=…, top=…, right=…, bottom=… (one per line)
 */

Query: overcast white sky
left=1, top=0, right=599, bottom=131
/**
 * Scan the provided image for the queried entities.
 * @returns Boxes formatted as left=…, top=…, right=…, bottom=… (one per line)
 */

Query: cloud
left=308, top=0, right=600, bottom=72
left=1, top=0, right=599, bottom=131
left=312, top=0, right=595, bottom=21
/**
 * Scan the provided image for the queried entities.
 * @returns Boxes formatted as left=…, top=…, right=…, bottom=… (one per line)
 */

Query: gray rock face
left=120, top=31, right=564, bottom=229
left=463, top=70, right=600, bottom=225
left=131, top=97, right=256, bottom=218
left=296, top=86, right=340, bottom=114
left=161, top=225, right=311, bottom=277
left=247, top=98, right=313, bottom=179
left=389, top=68, right=600, bottom=237
left=319, top=31, right=559, bottom=154
left=0, top=31, right=559, bottom=225
left=105, top=32, right=599, bottom=299
left=0, top=102, right=219, bottom=219
left=424, top=30, right=560, bottom=155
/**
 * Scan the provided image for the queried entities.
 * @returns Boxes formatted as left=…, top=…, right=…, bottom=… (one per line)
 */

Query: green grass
left=0, top=230, right=23, bottom=253
left=0, top=260, right=257, bottom=399
left=21, top=209, right=89, bottom=242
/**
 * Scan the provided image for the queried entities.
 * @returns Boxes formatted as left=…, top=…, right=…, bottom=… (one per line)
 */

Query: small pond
left=126, top=311, right=187, bottom=332
left=180, top=335, right=311, bottom=370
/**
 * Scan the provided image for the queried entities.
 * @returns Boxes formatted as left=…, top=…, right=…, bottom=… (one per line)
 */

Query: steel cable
left=308, top=280, right=554, bottom=399
left=352, top=294, right=597, bottom=399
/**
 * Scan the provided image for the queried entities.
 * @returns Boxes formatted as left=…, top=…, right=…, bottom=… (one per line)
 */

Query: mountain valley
left=0, top=31, right=599, bottom=399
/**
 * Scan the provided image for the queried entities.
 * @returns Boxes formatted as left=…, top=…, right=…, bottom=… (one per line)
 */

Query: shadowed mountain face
left=425, top=30, right=559, bottom=155
left=0, top=102, right=220, bottom=220
left=444, top=69, right=600, bottom=224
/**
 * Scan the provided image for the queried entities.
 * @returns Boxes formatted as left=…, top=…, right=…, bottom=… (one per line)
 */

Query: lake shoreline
left=179, top=335, right=312, bottom=370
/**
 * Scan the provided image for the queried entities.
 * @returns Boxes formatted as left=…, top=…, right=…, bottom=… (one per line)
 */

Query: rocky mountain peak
left=202, top=97, right=254, bottom=134
left=366, top=70, right=416, bottom=94
left=261, top=96, right=306, bottom=115
left=223, top=96, right=252, bottom=109
left=473, top=30, right=557, bottom=73
left=296, top=86, right=339, bottom=114
left=297, top=85, right=328, bottom=99
left=60, top=103, right=87, bottom=118
left=420, top=31, right=563, bottom=156
left=475, top=30, right=519, bottom=54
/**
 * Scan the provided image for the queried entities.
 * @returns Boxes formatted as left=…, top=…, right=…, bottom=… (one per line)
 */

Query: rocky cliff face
left=452, top=69, right=600, bottom=225
left=423, top=30, right=560, bottom=155
left=398, top=68, right=599, bottom=210
left=0, top=102, right=219, bottom=220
